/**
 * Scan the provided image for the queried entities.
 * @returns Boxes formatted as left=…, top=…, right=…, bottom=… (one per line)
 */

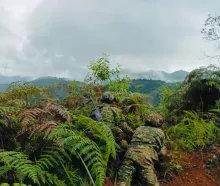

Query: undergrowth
left=0, top=57, right=220, bottom=186
left=166, top=111, right=220, bottom=152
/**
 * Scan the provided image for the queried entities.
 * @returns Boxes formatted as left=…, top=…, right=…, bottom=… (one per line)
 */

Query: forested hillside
left=0, top=78, right=176, bottom=106
left=129, top=79, right=177, bottom=105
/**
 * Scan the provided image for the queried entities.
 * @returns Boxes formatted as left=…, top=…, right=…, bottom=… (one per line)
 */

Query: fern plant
left=18, top=101, right=72, bottom=135
left=0, top=150, right=66, bottom=186
left=46, top=119, right=116, bottom=186
left=1, top=118, right=115, bottom=185
left=0, top=95, right=116, bottom=186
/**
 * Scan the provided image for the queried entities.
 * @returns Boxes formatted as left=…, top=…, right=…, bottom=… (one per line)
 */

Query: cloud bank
left=0, top=0, right=219, bottom=80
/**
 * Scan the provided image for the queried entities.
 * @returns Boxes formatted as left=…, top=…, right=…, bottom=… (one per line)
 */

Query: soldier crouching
left=117, top=113, right=167, bottom=186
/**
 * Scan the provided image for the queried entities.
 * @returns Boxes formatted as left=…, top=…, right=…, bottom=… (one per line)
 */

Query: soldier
left=99, top=92, right=134, bottom=143
left=117, top=113, right=167, bottom=186
left=98, top=92, right=134, bottom=175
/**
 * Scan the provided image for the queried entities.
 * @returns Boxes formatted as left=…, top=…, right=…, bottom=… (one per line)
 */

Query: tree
left=85, top=54, right=121, bottom=86
left=84, top=54, right=131, bottom=96
left=201, top=14, right=220, bottom=61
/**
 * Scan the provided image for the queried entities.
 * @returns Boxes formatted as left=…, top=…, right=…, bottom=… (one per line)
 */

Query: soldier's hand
left=158, top=146, right=168, bottom=157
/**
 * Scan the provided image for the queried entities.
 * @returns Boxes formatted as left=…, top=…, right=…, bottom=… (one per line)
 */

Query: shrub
left=166, top=111, right=220, bottom=152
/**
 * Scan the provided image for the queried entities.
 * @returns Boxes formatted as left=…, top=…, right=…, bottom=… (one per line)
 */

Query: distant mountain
left=0, top=75, right=31, bottom=84
left=0, top=83, right=11, bottom=92
left=0, top=75, right=31, bottom=92
left=121, top=70, right=189, bottom=82
left=30, top=76, right=72, bottom=86
left=0, top=69, right=189, bottom=85
left=0, top=71, right=184, bottom=105
left=0, top=76, right=73, bottom=92
left=168, top=70, right=189, bottom=81
left=129, top=79, right=177, bottom=105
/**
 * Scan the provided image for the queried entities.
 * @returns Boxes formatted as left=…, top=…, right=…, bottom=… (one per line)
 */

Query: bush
left=166, top=111, right=220, bottom=152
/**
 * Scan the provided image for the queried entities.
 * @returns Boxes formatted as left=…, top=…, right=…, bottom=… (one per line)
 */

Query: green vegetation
left=0, top=76, right=174, bottom=106
left=166, top=111, right=220, bottom=152
left=0, top=55, right=220, bottom=185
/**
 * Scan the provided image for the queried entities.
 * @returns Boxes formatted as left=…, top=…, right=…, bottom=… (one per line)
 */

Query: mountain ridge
left=120, top=69, right=189, bottom=82
left=0, top=69, right=189, bottom=85
left=0, top=70, right=189, bottom=94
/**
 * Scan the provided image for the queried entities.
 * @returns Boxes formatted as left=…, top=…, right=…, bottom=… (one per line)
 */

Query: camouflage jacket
left=129, top=126, right=167, bottom=157
left=99, top=104, right=134, bottom=141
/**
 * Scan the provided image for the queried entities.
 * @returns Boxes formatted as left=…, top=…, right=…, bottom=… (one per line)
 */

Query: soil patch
left=161, top=149, right=220, bottom=186
left=103, top=177, right=114, bottom=186
left=104, top=147, right=220, bottom=186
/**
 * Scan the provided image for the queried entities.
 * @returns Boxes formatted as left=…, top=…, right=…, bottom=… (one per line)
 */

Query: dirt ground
left=161, top=150, right=220, bottom=186
left=104, top=145, right=220, bottom=186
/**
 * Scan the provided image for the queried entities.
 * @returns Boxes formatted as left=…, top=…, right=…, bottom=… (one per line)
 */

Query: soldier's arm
left=118, top=121, right=134, bottom=136
left=157, top=130, right=168, bottom=157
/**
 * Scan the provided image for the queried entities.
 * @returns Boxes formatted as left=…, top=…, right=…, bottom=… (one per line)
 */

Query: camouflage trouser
left=118, top=146, right=160, bottom=186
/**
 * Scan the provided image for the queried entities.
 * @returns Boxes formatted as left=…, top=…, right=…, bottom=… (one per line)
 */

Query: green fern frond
left=0, top=165, right=10, bottom=176
left=47, top=124, right=108, bottom=186
left=60, top=161, right=82, bottom=186
left=0, top=150, right=66, bottom=186
left=36, top=146, right=70, bottom=170
left=72, top=115, right=116, bottom=161
left=0, top=107, right=21, bottom=115
left=209, top=108, right=220, bottom=114
left=5, top=99, right=27, bottom=107
left=0, top=119, right=9, bottom=127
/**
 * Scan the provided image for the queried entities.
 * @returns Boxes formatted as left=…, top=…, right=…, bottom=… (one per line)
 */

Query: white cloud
left=0, top=0, right=219, bottom=79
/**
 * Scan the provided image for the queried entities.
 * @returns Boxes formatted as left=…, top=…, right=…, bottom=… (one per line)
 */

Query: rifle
left=85, top=93, right=103, bottom=122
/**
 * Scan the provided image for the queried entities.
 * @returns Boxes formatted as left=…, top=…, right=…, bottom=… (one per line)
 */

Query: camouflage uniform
left=118, top=114, right=167, bottom=186
left=99, top=93, right=134, bottom=176
left=99, top=104, right=124, bottom=142
left=99, top=92, right=134, bottom=143
left=99, top=103, right=133, bottom=143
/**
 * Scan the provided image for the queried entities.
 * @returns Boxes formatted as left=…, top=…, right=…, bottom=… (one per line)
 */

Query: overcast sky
left=0, top=0, right=219, bottom=80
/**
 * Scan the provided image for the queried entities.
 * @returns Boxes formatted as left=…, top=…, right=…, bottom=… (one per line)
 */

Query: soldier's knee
left=118, top=159, right=135, bottom=183
left=140, top=167, right=159, bottom=186
left=118, top=167, right=133, bottom=182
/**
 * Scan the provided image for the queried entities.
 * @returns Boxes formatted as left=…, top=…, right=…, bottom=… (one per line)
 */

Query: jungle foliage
left=0, top=55, right=220, bottom=186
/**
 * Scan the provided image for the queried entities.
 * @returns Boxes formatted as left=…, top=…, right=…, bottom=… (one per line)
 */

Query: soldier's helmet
left=100, top=92, right=116, bottom=104
left=122, top=93, right=147, bottom=105
left=145, top=113, right=163, bottom=127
